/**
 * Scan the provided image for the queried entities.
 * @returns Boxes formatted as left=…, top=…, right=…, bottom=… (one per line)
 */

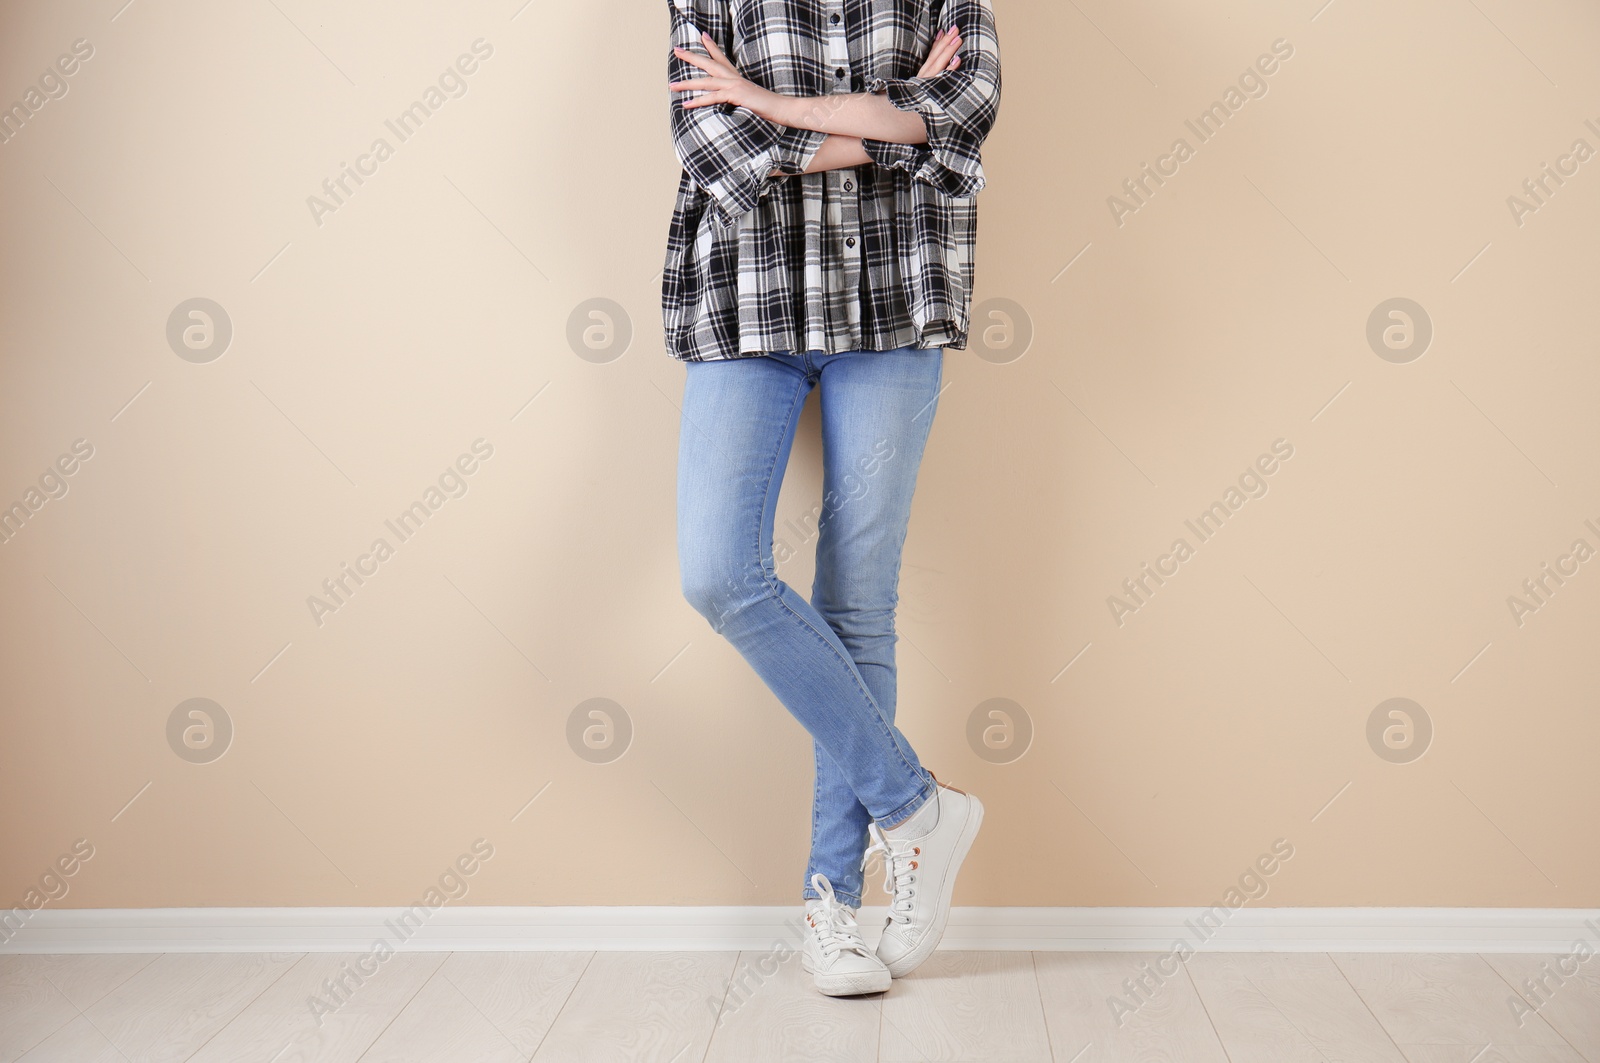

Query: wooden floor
left=2, top=950, right=1597, bottom=1062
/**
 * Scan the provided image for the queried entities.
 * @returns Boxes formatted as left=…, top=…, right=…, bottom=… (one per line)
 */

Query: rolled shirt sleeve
left=861, top=0, right=1002, bottom=198
left=667, top=0, right=827, bottom=230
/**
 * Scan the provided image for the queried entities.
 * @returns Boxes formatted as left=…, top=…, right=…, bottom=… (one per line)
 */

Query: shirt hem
left=666, top=327, right=965, bottom=363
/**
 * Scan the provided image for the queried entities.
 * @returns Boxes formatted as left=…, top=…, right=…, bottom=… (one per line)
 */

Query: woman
left=663, top=0, right=1001, bottom=997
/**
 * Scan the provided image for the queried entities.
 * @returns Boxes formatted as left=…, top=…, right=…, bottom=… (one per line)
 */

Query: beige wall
left=2, top=0, right=1597, bottom=914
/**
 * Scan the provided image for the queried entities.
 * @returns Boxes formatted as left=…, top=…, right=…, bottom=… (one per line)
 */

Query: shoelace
left=806, top=873, right=872, bottom=958
left=861, top=823, right=920, bottom=926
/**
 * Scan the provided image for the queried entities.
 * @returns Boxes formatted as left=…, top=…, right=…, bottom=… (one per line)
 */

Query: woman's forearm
left=777, top=93, right=929, bottom=146
left=768, top=135, right=870, bottom=179
left=768, top=134, right=872, bottom=178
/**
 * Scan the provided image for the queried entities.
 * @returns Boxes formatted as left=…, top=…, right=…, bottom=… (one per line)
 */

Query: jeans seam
left=770, top=591, right=928, bottom=810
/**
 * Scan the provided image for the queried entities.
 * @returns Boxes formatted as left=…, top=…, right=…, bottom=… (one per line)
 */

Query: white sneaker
left=798, top=873, right=892, bottom=996
left=863, top=779, right=984, bottom=977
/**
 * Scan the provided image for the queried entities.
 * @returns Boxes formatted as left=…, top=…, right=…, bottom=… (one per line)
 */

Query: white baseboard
left=4, top=906, right=1598, bottom=954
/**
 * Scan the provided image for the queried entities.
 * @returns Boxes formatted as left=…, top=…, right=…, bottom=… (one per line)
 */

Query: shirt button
left=835, top=66, right=847, bottom=79
left=843, top=180, right=853, bottom=191
left=830, top=12, right=840, bottom=23
left=846, top=237, right=857, bottom=248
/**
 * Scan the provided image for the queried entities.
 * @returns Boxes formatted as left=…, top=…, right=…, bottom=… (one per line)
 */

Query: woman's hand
left=918, top=25, right=963, bottom=77
left=670, top=33, right=792, bottom=121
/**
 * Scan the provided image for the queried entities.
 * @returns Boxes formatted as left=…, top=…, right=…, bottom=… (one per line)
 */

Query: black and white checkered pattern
left=661, top=0, right=1002, bottom=362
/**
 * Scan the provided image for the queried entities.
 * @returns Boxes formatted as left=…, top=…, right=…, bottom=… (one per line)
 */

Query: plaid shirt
left=661, top=0, right=1002, bottom=362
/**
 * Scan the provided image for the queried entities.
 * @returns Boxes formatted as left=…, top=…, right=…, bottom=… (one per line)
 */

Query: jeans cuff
left=802, top=882, right=863, bottom=909
left=875, top=770, right=939, bottom=831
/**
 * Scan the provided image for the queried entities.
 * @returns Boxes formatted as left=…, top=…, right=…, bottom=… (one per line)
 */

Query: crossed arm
left=669, top=27, right=965, bottom=176
left=665, top=0, right=1000, bottom=227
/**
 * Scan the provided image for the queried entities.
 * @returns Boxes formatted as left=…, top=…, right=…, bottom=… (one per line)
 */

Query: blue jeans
left=677, top=345, right=942, bottom=908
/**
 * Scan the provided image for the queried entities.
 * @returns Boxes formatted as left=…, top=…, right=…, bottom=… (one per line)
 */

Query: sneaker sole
left=799, top=952, right=892, bottom=996
left=883, top=790, right=984, bottom=978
